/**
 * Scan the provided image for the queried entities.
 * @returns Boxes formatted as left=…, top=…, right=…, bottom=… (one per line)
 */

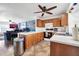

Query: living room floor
left=0, top=40, right=14, bottom=56
left=23, top=40, right=50, bottom=56
left=0, top=40, right=50, bottom=56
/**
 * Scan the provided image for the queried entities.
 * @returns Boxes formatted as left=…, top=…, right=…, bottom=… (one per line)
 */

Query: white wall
left=0, top=16, right=9, bottom=32
left=68, top=11, right=79, bottom=34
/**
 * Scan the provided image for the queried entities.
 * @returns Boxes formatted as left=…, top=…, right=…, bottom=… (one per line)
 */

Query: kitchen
left=0, top=3, right=79, bottom=56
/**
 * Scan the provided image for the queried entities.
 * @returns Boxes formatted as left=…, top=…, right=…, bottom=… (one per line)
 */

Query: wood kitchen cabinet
left=37, top=32, right=44, bottom=41
left=24, top=34, right=34, bottom=48
left=42, top=18, right=61, bottom=27
left=61, top=13, right=68, bottom=26
left=50, top=42, right=79, bottom=56
left=24, top=32, right=44, bottom=49
left=37, top=18, right=61, bottom=27
left=37, top=19, right=45, bottom=27
left=53, top=19, right=61, bottom=27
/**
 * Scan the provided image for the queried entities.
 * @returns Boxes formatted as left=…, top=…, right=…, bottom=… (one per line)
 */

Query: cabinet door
left=37, top=19, right=45, bottom=27
left=24, top=32, right=44, bottom=49
left=37, top=32, right=44, bottom=42
left=33, top=32, right=43, bottom=44
left=33, top=32, right=44, bottom=44
left=61, top=13, right=68, bottom=26
left=36, top=33, right=42, bottom=42
left=53, top=19, right=61, bottom=27
left=43, top=19, right=53, bottom=26
left=33, top=34, right=37, bottom=44
left=40, top=32, right=44, bottom=41
left=50, top=42, right=79, bottom=56
left=25, top=35, right=34, bottom=49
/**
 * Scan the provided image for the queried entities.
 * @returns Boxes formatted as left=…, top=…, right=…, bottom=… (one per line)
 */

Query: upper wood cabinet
left=37, top=18, right=61, bottom=27
left=37, top=13, right=68, bottom=27
left=53, top=19, right=61, bottom=27
left=37, top=19, right=45, bottom=27
left=61, top=13, right=68, bottom=26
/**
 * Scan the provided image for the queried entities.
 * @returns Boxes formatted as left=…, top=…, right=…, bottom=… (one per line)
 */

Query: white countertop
left=44, top=34, right=79, bottom=47
left=18, top=30, right=79, bottom=47
left=18, top=30, right=66, bottom=35
left=18, top=31, right=44, bottom=36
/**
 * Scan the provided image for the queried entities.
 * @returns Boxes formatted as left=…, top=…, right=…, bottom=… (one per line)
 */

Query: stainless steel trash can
left=13, top=38, right=24, bottom=56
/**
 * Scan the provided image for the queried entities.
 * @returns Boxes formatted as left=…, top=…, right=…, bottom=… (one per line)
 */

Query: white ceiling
left=71, top=3, right=79, bottom=13
left=0, top=3, right=70, bottom=20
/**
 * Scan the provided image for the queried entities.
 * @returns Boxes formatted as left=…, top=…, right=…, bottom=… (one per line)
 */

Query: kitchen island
left=46, top=34, right=79, bottom=56
left=47, top=33, right=79, bottom=56
left=18, top=31, right=44, bottom=49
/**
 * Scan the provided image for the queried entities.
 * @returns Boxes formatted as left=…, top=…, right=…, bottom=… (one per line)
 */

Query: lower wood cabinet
left=50, top=42, right=79, bottom=56
left=24, top=32, right=44, bottom=49
left=24, top=34, right=34, bottom=49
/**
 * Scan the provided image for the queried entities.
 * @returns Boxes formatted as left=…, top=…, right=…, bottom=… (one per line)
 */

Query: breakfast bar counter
left=47, top=33, right=79, bottom=56
left=44, top=33, right=79, bottom=56
left=18, top=31, right=44, bottom=49
left=50, top=34, right=79, bottom=47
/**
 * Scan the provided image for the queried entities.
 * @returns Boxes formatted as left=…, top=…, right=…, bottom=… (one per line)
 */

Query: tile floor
left=0, top=40, right=50, bottom=56
left=0, top=40, right=14, bottom=56
left=23, top=41, right=50, bottom=56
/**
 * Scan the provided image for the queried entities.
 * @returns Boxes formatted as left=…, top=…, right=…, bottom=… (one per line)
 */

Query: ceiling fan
left=34, top=5, right=57, bottom=17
